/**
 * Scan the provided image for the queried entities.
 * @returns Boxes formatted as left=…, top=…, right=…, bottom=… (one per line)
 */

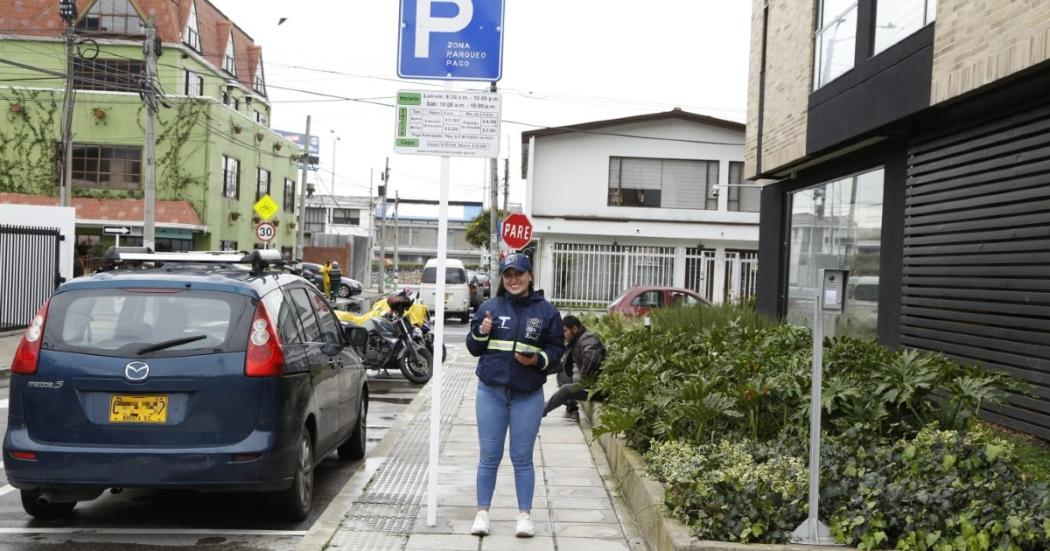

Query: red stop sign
left=501, top=213, right=533, bottom=250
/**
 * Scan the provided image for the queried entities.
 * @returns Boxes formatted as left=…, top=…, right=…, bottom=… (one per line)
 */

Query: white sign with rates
left=394, top=90, right=501, bottom=158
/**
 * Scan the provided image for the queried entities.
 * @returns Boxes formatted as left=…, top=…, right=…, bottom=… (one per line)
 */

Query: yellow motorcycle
left=336, top=290, right=442, bottom=383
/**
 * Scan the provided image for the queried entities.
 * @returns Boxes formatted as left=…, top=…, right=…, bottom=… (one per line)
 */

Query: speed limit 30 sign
left=256, top=222, right=276, bottom=242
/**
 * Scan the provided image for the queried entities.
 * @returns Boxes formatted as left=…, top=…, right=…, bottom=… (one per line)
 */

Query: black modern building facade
left=746, top=0, right=1050, bottom=439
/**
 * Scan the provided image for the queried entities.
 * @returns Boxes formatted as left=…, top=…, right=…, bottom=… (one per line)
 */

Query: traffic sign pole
left=427, top=81, right=453, bottom=528
left=397, top=0, right=507, bottom=528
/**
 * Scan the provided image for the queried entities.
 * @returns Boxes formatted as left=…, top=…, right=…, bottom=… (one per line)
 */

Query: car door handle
left=327, top=359, right=342, bottom=368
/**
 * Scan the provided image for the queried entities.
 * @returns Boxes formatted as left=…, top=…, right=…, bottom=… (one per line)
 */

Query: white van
left=419, top=259, right=472, bottom=322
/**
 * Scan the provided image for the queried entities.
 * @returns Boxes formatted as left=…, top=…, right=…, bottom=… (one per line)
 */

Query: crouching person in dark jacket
left=465, top=253, right=564, bottom=538
left=542, top=315, right=605, bottom=420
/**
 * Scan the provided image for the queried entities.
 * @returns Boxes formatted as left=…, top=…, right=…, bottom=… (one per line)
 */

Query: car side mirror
left=345, top=325, right=368, bottom=347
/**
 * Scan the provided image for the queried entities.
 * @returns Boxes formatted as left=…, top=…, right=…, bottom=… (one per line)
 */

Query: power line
left=0, top=56, right=745, bottom=147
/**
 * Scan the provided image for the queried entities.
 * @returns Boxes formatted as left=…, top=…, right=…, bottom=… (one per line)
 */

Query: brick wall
left=931, top=0, right=1050, bottom=104
left=745, top=0, right=815, bottom=179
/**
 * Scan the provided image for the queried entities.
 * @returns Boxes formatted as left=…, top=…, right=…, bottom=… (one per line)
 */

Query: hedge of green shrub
left=590, top=304, right=1049, bottom=550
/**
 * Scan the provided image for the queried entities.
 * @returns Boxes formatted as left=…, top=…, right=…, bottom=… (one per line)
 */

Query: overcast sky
left=214, top=0, right=753, bottom=209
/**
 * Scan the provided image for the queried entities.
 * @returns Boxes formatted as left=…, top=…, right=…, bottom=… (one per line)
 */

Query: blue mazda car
left=3, top=249, right=370, bottom=521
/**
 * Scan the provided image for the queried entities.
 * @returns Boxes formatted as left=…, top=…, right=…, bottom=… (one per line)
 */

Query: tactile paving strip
left=327, top=355, right=475, bottom=550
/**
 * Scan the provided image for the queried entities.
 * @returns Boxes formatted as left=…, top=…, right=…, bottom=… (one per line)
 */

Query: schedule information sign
left=394, top=90, right=501, bottom=158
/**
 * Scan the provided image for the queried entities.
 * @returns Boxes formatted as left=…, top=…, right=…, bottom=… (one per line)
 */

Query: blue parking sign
left=398, top=0, right=505, bottom=81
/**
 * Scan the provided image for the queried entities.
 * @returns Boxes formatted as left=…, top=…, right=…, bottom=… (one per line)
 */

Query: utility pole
left=378, top=157, right=389, bottom=293
left=367, top=169, right=374, bottom=289
left=295, top=115, right=312, bottom=260
left=58, top=0, right=77, bottom=207
left=488, top=82, right=500, bottom=280
left=393, top=191, right=400, bottom=281
left=503, top=157, right=509, bottom=212
left=142, top=22, right=159, bottom=251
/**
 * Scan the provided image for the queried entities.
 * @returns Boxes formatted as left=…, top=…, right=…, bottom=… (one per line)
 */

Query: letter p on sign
left=415, top=0, right=473, bottom=58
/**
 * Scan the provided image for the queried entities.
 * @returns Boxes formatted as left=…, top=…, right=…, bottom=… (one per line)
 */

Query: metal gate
left=0, top=225, right=62, bottom=331
left=726, top=250, right=759, bottom=303
left=550, top=243, right=675, bottom=308
left=685, top=248, right=717, bottom=301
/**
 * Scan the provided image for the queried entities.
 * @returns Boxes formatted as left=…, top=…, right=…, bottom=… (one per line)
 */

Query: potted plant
left=252, top=215, right=261, bottom=224
left=255, top=132, right=265, bottom=142
left=229, top=211, right=241, bottom=221
left=92, top=107, right=107, bottom=120
left=271, top=219, right=280, bottom=227
left=288, top=221, right=297, bottom=230
left=232, top=123, right=243, bottom=134
left=9, top=102, right=24, bottom=114
left=273, top=143, right=282, bottom=152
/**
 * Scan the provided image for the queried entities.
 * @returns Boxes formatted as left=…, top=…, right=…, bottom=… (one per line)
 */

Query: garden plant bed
left=585, top=305, right=1049, bottom=550
left=582, top=401, right=850, bottom=551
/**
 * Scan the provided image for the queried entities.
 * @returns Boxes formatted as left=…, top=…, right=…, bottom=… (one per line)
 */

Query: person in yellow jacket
left=319, top=260, right=332, bottom=298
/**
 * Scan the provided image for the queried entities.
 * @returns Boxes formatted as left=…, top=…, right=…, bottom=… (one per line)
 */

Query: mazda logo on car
left=125, top=361, right=150, bottom=381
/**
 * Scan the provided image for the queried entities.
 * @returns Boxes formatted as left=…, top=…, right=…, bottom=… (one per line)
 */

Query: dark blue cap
left=500, top=253, right=532, bottom=274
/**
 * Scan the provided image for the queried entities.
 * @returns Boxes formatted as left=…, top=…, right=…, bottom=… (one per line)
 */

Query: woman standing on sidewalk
left=465, top=253, right=565, bottom=538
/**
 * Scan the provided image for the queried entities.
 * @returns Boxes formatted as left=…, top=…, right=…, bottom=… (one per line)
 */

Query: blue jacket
left=466, top=290, right=565, bottom=393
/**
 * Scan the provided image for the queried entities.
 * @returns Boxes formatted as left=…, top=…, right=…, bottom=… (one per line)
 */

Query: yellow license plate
left=109, top=395, right=168, bottom=423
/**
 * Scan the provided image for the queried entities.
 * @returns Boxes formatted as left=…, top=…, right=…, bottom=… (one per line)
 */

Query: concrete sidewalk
left=312, top=345, right=647, bottom=551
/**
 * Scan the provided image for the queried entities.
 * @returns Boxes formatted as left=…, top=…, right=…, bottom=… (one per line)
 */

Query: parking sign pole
left=792, top=272, right=834, bottom=545
left=427, top=81, right=453, bottom=528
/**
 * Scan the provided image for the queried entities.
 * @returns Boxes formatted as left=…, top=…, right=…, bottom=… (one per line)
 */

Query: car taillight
left=245, top=302, right=285, bottom=377
left=11, top=300, right=49, bottom=375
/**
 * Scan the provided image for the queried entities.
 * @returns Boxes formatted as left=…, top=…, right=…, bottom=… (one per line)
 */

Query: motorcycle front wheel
left=400, top=347, right=433, bottom=384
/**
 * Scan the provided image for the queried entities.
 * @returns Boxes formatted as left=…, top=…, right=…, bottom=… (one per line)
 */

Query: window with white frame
left=608, top=157, right=719, bottom=210
left=727, top=161, right=761, bottom=212
left=253, top=59, right=266, bottom=95
left=222, top=155, right=240, bottom=199
left=814, top=0, right=858, bottom=89
left=874, top=0, right=937, bottom=55
left=332, top=208, right=360, bottom=225
left=76, top=0, right=144, bottom=35
left=304, top=207, right=326, bottom=234
left=222, top=32, right=236, bottom=75
left=183, top=70, right=204, bottom=96
left=182, top=0, right=201, bottom=51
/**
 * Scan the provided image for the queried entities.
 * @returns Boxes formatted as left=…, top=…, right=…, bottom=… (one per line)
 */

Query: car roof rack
left=101, top=247, right=286, bottom=275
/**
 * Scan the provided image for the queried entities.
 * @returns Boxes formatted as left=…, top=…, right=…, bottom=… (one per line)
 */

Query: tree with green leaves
left=465, top=209, right=508, bottom=249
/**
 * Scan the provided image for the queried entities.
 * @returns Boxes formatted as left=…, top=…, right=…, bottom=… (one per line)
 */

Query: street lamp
left=329, top=130, right=340, bottom=192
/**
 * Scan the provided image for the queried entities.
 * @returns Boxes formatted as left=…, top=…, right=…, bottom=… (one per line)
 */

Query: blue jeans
left=475, top=380, right=544, bottom=511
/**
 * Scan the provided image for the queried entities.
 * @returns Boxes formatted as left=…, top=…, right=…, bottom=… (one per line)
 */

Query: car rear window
left=422, top=267, right=467, bottom=284
left=44, top=288, right=251, bottom=357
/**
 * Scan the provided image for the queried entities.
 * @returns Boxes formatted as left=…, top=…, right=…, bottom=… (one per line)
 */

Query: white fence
left=550, top=242, right=758, bottom=308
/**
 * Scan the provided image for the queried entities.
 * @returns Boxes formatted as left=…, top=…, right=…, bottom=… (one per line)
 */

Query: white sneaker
left=515, top=512, right=535, bottom=538
left=470, top=510, right=490, bottom=536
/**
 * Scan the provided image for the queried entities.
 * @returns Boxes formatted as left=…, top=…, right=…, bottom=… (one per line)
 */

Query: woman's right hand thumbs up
left=479, top=310, right=493, bottom=335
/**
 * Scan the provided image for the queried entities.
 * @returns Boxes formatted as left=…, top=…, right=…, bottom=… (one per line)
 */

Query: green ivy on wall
left=0, top=89, right=61, bottom=195
left=156, top=99, right=210, bottom=214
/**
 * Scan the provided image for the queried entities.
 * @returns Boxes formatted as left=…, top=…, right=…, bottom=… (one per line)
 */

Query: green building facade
left=0, top=0, right=301, bottom=255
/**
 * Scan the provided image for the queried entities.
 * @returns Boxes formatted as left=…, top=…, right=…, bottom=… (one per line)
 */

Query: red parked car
left=607, top=286, right=709, bottom=317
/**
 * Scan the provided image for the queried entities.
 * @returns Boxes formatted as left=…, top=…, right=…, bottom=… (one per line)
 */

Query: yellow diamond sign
left=253, top=194, right=279, bottom=221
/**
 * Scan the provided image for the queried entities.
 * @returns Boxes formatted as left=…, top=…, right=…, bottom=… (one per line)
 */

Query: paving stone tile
left=478, top=535, right=555, bottom=551
left=556, top=537, right=633, bottom=550
left=547, top=496, right=613, bottom=510
left=404, top=533, right=480, bottom=550
left=551, top=508, right=621, bottom=524
left=552, top=522, right=624, bottom=538
left=546, top=486, right=608, bottom=498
